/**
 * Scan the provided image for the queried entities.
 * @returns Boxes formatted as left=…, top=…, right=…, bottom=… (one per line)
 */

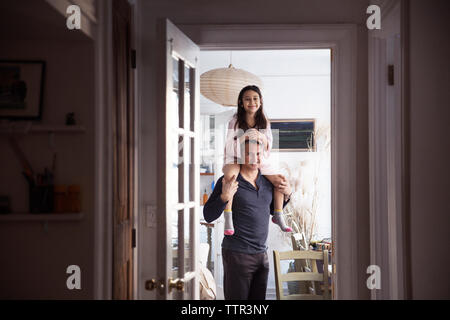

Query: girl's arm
left=263, top=120, right=273, bottom=153
left=224, top=117, right=239, bottom=165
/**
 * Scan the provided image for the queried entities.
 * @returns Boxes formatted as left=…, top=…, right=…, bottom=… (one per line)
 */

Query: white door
left=146, top=19, right=200, bottom=300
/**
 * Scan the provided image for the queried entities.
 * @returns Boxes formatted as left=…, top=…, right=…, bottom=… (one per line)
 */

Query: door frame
left=93, top=0, right=138, bottom=300
left=179, top=23, right=359, bottom=300
left=93, top=0, right=113, bottom=300
left=95, top=20, right=359, bottom=299
left=368, top=0, right=411, bottom=299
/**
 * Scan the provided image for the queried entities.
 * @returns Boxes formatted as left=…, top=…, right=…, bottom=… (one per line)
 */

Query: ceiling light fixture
left=200, top=51, right=263, bottom=107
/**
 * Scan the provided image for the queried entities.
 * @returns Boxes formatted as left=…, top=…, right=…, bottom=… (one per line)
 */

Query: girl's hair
left=235, top=85, right=269, bottom=131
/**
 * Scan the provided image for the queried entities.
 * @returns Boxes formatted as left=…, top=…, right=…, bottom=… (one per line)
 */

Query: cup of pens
left=27, top=168, right=54, bottom=214
left=10, top=136, right=57, bottom=214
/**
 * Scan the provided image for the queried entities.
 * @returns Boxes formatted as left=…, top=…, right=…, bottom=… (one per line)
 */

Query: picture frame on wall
left=270, top=119, right=316, bottom=152
left=0, top=60, right=46, bottom=120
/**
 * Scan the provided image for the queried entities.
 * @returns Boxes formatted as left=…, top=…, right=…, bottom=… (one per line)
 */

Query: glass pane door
left=158, top=19, right=200, bottom=300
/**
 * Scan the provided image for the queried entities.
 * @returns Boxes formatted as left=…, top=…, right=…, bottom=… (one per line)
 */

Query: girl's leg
left=265, top=174, right=292, bottom=232
left=222, top=163, right=240, bottom=235
left=272, top=189, right=292, bottom=232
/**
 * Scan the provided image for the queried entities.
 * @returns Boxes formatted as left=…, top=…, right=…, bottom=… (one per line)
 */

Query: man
left=203, top=134, right=292, bottom=300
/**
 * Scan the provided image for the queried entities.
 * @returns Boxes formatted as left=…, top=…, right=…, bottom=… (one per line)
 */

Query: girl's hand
left=259, top=133, right=268, bottom=150
left=244, top=129, right=267, bottom=149
left=245, top=129, right=260, bottom=141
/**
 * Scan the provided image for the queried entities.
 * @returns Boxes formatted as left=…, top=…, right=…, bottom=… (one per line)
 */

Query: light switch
left=145, top=205, right=157, bottom=228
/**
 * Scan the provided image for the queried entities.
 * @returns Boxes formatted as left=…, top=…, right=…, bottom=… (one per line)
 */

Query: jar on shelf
left=68, top=185, right=81, bottom=213
left=53, top=185, right=68, bottom=213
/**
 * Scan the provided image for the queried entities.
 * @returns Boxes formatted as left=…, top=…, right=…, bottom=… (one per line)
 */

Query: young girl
left=222, top=85, right=292, bottom=235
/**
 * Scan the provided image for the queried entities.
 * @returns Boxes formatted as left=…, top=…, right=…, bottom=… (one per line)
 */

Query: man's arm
left=203, top=177, right=228, bottom=223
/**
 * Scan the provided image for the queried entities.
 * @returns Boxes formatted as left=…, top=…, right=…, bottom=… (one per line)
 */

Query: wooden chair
left=273, top=249, right=330, bottom=300
left=290, top=232, right=317, bottom=294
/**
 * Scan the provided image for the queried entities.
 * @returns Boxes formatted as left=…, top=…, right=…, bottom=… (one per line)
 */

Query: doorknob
left=168, top=277, right=185, bottom=293
left=145, top=279, right=165, bottom=292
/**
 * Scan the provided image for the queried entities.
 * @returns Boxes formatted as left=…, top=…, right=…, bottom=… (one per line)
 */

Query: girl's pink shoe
left=224, top=229, right=234, bottom=236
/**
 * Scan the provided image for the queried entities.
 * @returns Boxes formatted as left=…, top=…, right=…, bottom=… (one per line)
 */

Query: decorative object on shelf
left=29, top=167, right=55, bottom=214
left=207, top=159, right=213, bottom=173
left=202, top=189, right=208, bottom=205
left=200, top=52, right=263, bottom=106
left=311, top=239, right=332, bottom=252
left=53, top=185, right=68, bottom=213
left=67, top=185, right=81, bottom=213
left=270, top=119, right=316, bottom=152
left=0, top=196, right=11, bottom=214
left=8, top=135, right=60, bottom=214
left=29, top=185, right=54, bottom=213
left=65, top=112, right=76, bottom=125
left=0, top=60, right=46, bottom=120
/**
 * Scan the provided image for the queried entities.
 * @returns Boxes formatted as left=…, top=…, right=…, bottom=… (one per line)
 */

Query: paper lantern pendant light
left=200, top=63, right=263, bottom=107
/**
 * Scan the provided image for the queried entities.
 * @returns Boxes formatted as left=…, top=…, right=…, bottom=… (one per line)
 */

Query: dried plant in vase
left=279, top=123, right=330, bottom=295
left=280, top=123, right=331, bottom=249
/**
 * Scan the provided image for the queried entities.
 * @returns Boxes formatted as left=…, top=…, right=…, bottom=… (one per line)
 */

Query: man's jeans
left=222, top=248, right=269, bottom=300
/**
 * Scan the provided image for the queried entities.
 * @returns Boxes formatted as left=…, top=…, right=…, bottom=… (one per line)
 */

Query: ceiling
left=0, top=0, right=89, bottom=42
left=199, top=49, right=331, bottom=115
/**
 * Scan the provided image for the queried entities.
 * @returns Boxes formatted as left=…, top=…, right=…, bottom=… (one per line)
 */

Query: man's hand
left=221, top=174, right=239, bottom=203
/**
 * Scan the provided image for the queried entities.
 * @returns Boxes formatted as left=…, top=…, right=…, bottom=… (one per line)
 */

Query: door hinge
left=132, top=228, right=136, bottom=248
left=388, top=65, right=394, bottom=86
left=131, top=49, right=136, bottom=69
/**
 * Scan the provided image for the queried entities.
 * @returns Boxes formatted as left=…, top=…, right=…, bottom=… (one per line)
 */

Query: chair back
left=273, top=249, right=330, bottom=300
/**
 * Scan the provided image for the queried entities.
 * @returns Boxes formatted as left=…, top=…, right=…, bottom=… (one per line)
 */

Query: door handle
left=145, top=279, right=165, bottom=292
left=168, top=277, right=185, bottom=293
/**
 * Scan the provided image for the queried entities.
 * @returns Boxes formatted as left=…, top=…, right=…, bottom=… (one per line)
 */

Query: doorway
left=136, top=21, right=359, bottom=300
left=199, top=49, right=332, bottom=299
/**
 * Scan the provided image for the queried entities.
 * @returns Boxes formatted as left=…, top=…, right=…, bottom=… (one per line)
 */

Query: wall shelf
left=0, top=213, right=84, bottom=222
left=29, top=125, right=86, bottom=134
left=0, top=123, right=86, bottom=135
